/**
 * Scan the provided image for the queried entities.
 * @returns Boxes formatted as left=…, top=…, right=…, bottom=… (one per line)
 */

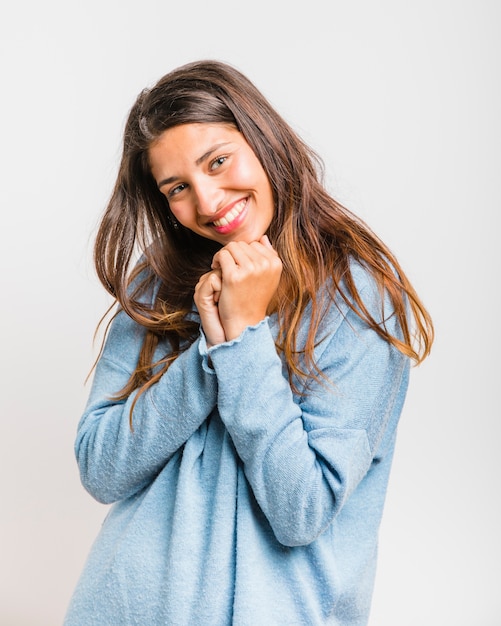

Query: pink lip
left=212, top=198, right=249, bottom=235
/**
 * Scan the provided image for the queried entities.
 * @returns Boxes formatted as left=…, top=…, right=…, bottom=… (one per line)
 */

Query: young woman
left=64, top=59, right=433, bottom=625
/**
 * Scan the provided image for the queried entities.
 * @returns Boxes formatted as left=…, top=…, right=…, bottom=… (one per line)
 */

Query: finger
left=250, top=238, right=278, bottom=257
left=212, top=243, right=250, bottom=269
left=209, top=271, right=222, bottom=303
left=260, top=234, right=273, bottom=249
left=212, top=240, right=280, bottom=277
left=195, top=270, right=222, bottom=298
left=248, top=239, right=282, bottom=267
left=220, top=241, right=267, bottom=267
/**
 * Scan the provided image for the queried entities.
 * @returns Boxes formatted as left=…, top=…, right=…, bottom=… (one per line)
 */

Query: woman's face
left=148, top=123, right=275, bottom=245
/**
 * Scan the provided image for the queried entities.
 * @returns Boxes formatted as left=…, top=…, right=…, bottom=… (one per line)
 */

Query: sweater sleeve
left=75, top=308, right=218, bottom=504
left=208, top=280, right=409, bottom=547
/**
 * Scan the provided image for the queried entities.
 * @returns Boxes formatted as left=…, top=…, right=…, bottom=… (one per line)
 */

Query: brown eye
left=168, top=183, right=188, bottom=197
left=209, top=156, right=227, bottom=171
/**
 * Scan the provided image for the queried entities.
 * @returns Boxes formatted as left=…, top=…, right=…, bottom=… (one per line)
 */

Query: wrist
left=223, top=315, right=266, bottom=342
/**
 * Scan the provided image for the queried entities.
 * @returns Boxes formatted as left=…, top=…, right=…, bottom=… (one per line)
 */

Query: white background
left=1, top=1, right=499, bottom=624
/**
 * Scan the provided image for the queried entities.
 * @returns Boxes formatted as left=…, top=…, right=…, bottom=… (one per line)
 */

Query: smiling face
left=148, top=123, right=275, bottom=245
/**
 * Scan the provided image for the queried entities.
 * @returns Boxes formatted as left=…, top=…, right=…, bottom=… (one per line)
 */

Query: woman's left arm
left=209, top=292, right=409, bottom=547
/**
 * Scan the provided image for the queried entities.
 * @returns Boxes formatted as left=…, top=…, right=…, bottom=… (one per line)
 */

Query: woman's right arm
left=75, top=308, right=218, bottom=504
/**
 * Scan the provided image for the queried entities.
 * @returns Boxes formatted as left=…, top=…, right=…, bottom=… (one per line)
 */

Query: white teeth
left=213, top=200, right=246, bottom=227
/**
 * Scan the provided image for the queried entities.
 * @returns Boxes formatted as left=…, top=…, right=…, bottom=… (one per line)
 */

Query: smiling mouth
left=212, top=199, right=247, bottom=228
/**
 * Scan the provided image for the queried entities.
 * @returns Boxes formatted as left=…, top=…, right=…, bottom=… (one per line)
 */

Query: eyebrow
left=157, top=142, right=232, bottom=189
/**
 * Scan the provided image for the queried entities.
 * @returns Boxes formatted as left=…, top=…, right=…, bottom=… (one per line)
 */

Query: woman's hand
left=194, top=268, right=226, bottom=348
left=210, top=235, right=282, bottom=342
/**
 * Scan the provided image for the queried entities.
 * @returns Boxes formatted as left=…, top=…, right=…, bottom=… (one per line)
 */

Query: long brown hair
left=93, top=59, right=434, bottom=407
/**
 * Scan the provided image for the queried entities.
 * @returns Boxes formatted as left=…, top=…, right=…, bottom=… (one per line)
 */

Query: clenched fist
left=194, top=235, right=282, bottom=347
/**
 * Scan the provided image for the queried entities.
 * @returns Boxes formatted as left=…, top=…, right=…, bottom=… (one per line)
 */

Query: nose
left=192, top=177, right=223, bottom=217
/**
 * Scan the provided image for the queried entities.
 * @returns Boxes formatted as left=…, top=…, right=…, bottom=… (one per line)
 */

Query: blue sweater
left=64, top=263, right=409, bottom=625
